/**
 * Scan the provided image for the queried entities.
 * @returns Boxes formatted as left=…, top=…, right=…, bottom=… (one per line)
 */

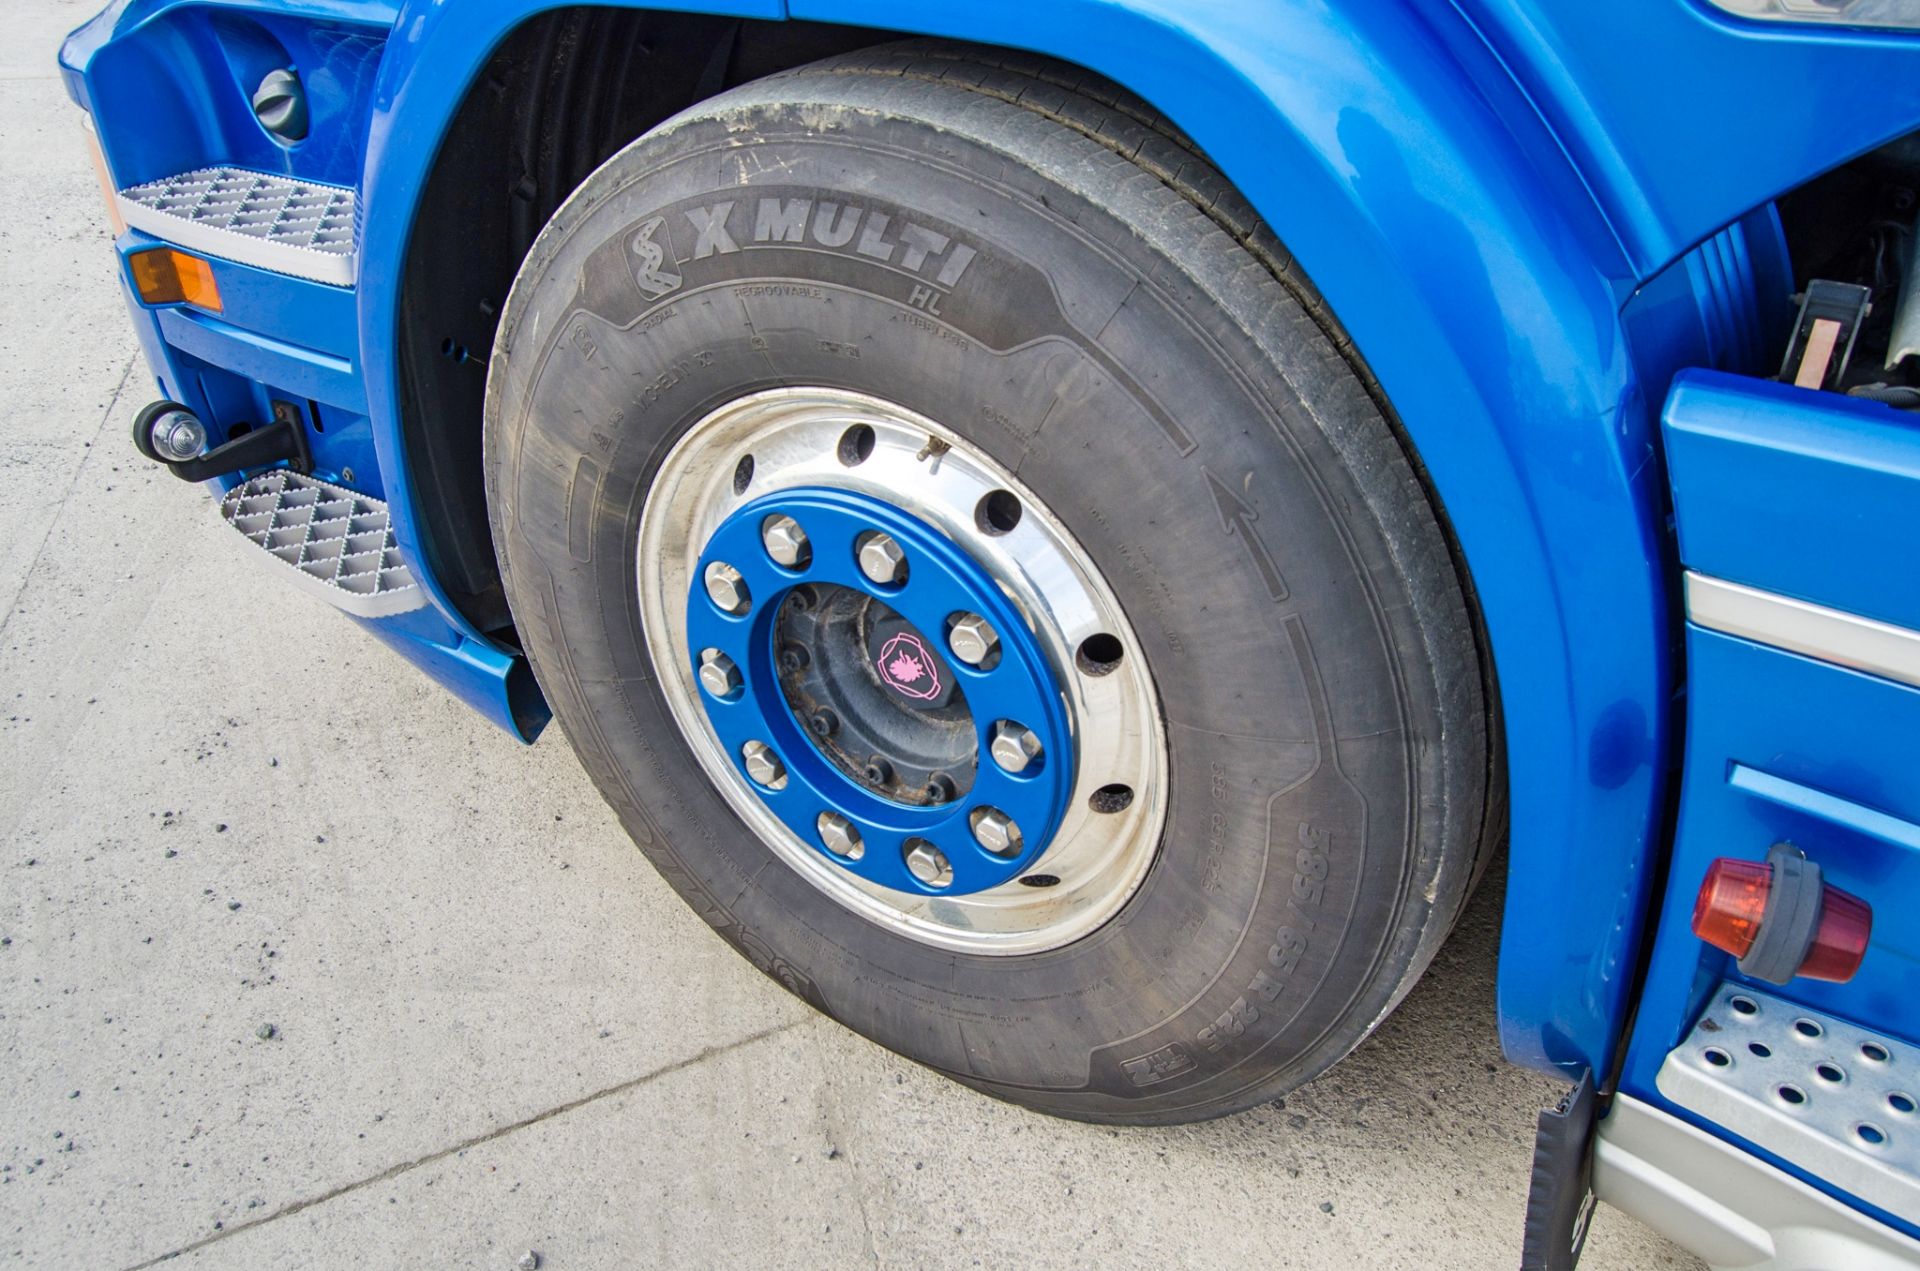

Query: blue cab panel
left=62, top=0, right=394, bottom=187
left=1666, top=372, right=1920, bottom=632
left=1628, top=370, right=1920, bottom=1234
left=1625, top=630, right=1920, bottom=1236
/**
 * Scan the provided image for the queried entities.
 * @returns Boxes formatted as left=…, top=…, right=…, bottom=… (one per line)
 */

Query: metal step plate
left=1658, top=981, right=1919, bottom=1222
left=117, top=167, right=355, bottom=286
left=220, top=470, right=422, bottom=618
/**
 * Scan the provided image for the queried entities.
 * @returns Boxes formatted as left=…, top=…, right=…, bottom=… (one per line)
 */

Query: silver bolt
left=948, top=614, right=1000, bottom=666
left=697, top=648, right=740, bottom=698
left=990, top=722, right=1042, bottom=773
left=817, top=811, right=864, bottom=861
left=904, top=839, right=953, bottom=888
left=704, top=561, right=750, bottom=614
left=858, top=532, right=907, bottom=585
left=970, top=806, right=1022, bottom=857
left=761, top=515, right=810, bottom=569
left=741, top=740, right=787, bottom=790
left=152, top=411, right=207, bottom=462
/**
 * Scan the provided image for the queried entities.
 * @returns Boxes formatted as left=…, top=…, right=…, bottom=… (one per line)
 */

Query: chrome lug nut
left=857, top=532, right=907, bottom=585
left=970, top=806, right=1022, bottom=857
left=948, top=613, right=1000, bottom=666
left=703, top=561, right=750, bottom=614
left=817, top=811, right=864, bottom=861
left=741, top=740, right=787, bottom=790
left=904, top=839, right=953, bottom=889
left=990, top=722, right=1042, bottom=774
left=761, top=515, right=810, bottom=569
left=697, top=648, right=740, bottom=699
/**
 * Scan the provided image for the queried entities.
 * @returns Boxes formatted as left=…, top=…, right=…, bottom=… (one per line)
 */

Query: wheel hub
left=775, top=585, right=974, bottom=803
left=687, top=488, right=1074, bottom=895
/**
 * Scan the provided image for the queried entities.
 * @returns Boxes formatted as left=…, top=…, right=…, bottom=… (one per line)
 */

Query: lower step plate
left=219, top=470, right=423, bottom=619
left=1657, top=981, right=1919, bottom=1222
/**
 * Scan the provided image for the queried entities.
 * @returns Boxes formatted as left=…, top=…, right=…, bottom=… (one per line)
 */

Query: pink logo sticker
left=877, top=632, right=941, bottom=700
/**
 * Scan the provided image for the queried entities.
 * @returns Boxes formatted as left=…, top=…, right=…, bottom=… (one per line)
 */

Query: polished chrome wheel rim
left=637, top=387, right=1166, bottom=955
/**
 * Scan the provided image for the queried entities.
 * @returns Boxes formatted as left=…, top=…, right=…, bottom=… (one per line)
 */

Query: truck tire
left=484, top=43, right=1494, bottom=1124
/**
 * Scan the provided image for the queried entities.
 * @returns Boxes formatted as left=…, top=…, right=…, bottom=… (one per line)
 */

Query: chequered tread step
left=121, top=167, right=353, bottom=252
left=1657, top=981, right=1919, bottom=1222
left=117, top=167, right=357, bottom=285
left=219, top=471, right=421, bottom=616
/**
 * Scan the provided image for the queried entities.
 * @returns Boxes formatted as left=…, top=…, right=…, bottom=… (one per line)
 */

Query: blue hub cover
left=686, top=487, right=1074, bottom=895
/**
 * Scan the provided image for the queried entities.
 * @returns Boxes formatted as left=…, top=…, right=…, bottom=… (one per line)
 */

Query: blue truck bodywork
left=59, top=0, right=1920, bottom=1243
left=1625, top=370, right=1920, bottom=1235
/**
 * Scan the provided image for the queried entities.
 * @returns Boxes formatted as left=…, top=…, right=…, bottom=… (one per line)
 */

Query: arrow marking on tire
left=1204, top=468, right=1288, bottom=602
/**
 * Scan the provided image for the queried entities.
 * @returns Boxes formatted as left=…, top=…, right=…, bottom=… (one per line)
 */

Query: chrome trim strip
left=1686, top=573, right=1920, bottom=691
left=1706, top=0, right=1920, bottom=34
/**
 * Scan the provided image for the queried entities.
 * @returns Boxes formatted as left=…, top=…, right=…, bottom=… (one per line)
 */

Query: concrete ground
left=0, top=4, right=1704, bottom=1266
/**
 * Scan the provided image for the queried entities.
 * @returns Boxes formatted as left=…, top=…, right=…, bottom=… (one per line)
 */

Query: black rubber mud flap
left=1521, top=1068, right=1597, bottom=1271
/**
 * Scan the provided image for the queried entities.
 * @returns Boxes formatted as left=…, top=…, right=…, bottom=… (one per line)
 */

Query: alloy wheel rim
left=637, top=387, right=1166, bottom=955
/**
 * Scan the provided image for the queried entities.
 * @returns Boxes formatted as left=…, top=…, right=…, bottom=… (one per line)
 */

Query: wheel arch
left=362, top=0, right=1669, bottom=1079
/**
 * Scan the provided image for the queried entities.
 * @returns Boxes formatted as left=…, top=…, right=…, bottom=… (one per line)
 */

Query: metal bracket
left=1780, top=279, right=1872, bottom=391
left=167, top=404, right=312, bottom=483
left=1737, top=842, right=1825, bottom=986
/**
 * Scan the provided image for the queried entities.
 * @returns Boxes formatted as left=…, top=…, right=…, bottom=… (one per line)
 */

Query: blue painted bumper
left=61, top=2, right=547, bottom=742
